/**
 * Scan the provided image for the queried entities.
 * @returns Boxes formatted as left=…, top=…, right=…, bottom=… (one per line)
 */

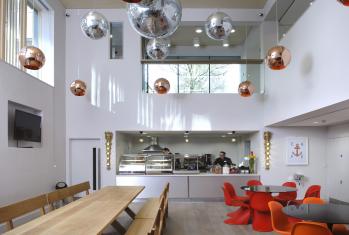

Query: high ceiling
left=59, top=0, right=268, bottom=9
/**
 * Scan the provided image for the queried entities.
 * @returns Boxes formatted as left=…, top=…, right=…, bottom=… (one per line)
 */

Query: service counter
left=115, top=174, right=260, bottom=199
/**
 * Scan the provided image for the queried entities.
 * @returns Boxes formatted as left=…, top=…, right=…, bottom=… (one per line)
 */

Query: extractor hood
left=142, top=137, right=164, bottom=152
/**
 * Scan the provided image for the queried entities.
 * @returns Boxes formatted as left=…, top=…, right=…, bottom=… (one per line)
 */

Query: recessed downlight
left=222, top=39, right=229, bottom=47
left=193, top=37, right=200, bottom=48
left=232, top=138, right=236, bottom=142
left=195, top=28, right=203, bottom=34
left=231, top=28, right=236, bottom=33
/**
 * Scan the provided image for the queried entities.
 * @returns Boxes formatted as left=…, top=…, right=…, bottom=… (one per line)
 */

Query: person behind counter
left=163, top=147, right=172, bottom=155
left=213, top=151, right=235, bottom=167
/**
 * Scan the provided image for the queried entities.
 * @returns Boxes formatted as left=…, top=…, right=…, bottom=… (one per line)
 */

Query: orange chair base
left=224, top=207, right=251, bottom=225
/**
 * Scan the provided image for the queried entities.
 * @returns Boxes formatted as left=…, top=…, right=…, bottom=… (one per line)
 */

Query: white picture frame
left=286, top=137, right=309, bottom=165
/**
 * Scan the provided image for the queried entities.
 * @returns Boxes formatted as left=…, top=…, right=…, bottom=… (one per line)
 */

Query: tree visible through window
left=144, top=64, right=242, bottom=94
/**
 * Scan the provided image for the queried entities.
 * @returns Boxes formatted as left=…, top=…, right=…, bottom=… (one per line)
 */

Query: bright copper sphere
left=338, top=0, right=349, bottom=6
left=238, top=81, right=255, bottom=97
left=18, top=46, right=45, bottom=70
left=70, top=80, right=87, bottom=96
left=154, top=78, right=170, bottom=94
left=265, top=45, right=291, bottom=70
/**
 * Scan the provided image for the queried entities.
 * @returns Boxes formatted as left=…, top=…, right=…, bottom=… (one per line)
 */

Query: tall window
left=0, top=0, right=54, bottom=86
left=144, top=63, right=243, bottom=94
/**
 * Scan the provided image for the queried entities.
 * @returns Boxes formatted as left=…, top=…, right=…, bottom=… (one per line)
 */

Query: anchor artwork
left=286, top=137, right=309, bottom=165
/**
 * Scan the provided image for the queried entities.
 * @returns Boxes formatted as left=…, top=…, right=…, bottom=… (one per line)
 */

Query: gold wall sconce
left=264, top=131, right=272, bottom=170
left=105, top=131, right=113, bottom=170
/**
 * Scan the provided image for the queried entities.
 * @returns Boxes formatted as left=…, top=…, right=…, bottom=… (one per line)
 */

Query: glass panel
left=109, top=22, right=123, bottom=59
left=147, top=64, right=178, bottom=93
left=210, top=64, right=241, bottom=93
left=178, top=64, right=209, bottom=93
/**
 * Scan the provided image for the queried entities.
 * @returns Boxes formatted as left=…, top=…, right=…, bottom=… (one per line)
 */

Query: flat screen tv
left=14, top=110, right=42, bottom=142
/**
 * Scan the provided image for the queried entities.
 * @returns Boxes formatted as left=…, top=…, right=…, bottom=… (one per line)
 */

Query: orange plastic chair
left=303, top=198, right=349, bottom=235
left=291, top=222, right=333, bottom=235
left=269, top=201, right=296, bottom=235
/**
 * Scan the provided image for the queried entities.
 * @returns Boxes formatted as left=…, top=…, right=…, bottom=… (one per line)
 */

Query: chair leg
left=224, top=207, right=251, bottom=225
left=252, top=210, right=273, bottom=232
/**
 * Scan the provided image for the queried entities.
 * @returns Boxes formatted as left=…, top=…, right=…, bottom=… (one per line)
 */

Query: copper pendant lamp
left=238, top=80, right=255, bottom=97
left=338, top=0, right=349, bottom=6
left=18, top=46, right=45, bottom=70
left=265, top=0, right=291, bottom=70
left=70, top=80, right=87, bottom=96
left=154, top=78, right=170, bottom=94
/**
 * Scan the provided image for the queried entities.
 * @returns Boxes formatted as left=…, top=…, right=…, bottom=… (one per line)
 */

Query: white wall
left=263, top=0, right=349, bottom=126
left=0, top=61, right=56, bottom=206
left=0, top=0, right=66, bottom=215
left=252, top=127, right=328, bottom=199
left=65, top=8, right=264, bottom=186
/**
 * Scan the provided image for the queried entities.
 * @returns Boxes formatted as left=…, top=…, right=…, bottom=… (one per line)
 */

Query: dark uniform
left=214, top=157, right=234, bottom=167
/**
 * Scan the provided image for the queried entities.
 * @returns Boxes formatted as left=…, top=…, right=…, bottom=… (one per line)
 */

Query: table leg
left=125, top=206, right=136, bottom=219
left=111, top=220, right=126, bottom=235
left=328, top=223, right=333, bottom=231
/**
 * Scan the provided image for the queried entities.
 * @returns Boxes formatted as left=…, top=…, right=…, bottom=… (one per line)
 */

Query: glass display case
left=118, top=154, right=146, bottom=174
left=145, top=154, right=173, bottom=174
left=174, top=154, right=200, bottom=174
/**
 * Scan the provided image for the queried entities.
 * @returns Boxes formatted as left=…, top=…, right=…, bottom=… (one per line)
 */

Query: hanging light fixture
left=70, top=80, right=87, bottom=96
left=127, top=0, right=182, bottom=39
left=18, top=46, right=45, bottom=70
left=205, top=12, right=233, bottom=40
left=81, top=11, right=109, bottom=40
left=266, top=0, right=291, bottom=70
left=238, top=25, right=255, bottom=97
left=146, top=38, right=170, bottom=60
left=154, top=78, right=170, bottom=94
left=338, top=0, right=349, bottom=6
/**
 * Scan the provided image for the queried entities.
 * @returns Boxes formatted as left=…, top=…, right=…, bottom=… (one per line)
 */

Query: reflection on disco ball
left=146, top=38, right=170, bottom=60
left=205, top=12, right=233, bottom=40
left=81, top=11, right=109, bottom=40
left=127, top=0, right=182, bottom=39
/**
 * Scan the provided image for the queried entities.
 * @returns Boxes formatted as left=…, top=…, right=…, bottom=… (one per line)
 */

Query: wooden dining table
left=4, top=186, right=144, bottom=235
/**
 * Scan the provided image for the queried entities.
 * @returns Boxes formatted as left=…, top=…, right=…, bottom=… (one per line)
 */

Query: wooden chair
left=47, top=187, right=71, bottom=211
left=0, top=194, right=47, bottom=231
left=67, top=181, right=90, bottom=199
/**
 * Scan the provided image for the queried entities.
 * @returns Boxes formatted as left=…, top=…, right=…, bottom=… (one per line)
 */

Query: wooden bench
left=126, top=183, right=170, bottom=235
left=0, top=194, right=47, bottom=232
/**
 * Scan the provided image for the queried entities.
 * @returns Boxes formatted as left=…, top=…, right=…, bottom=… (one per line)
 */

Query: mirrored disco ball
left=18, top=46, right=45, bottom=70
left=265, top=45, right=291, bottom=70
left=70, top=80, right=87, bottom=96
left=205, top=12, right=233, bottom=40
left=146, top=38, right=170, bottom=60
left=127, top=0, right=182, bottom=39
left=81, top=11, right=109, bottom=40
left=154, top=78, right=170, bottom=94
left=238, top=81, right=255, bottom=97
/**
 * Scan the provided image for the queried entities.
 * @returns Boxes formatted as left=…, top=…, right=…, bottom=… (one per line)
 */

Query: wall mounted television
left=14, top=110, right=42, bottom=143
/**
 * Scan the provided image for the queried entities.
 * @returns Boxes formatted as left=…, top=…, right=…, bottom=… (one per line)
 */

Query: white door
left=69, top=139, right=101, bottom=192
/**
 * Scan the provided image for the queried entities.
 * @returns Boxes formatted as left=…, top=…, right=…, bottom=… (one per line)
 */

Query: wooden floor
left=104, top=201, right=273, bottom=235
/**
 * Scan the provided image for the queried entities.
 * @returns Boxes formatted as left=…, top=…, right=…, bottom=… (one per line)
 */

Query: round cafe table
left=241, top=185, right=297, bottom=193
left=283, top=204, right=349, bottom=231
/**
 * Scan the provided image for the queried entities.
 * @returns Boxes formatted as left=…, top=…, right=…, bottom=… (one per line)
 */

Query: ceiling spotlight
left=221, top=135, right=226, bottom=138
left=185, top=138, right=189, bottom=143
left=195, top=28, right=203, bottom=34
left=222, top=39, right=230, bottom=47
left=193, top=37, right=200, bottom=48
left=139, top=138, right=144, bottom=143
left=313, top=121, right=319, bottom=124
left=231, top=28, right=236, bottom=33
left=232, top=138, right=236, bottom=142
left=185, top=131, right=189, bottom=134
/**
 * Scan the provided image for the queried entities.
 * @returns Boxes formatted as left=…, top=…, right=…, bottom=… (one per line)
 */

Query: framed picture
left=286, top=137, right=309, bottom=165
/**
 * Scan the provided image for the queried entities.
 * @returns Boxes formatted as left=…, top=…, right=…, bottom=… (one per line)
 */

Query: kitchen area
left=115, top=131, right=260, bottom=199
